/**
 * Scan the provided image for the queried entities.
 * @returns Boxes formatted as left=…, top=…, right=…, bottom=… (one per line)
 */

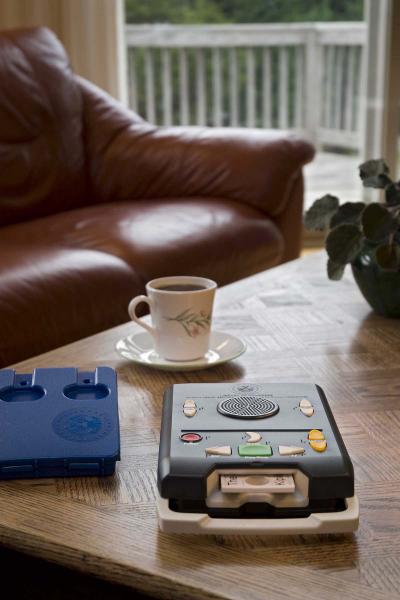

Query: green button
left=238, top=444, right=273, bottom=457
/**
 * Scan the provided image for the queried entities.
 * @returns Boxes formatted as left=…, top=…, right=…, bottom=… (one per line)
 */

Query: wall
left=0, top=0, right=127, bottom=103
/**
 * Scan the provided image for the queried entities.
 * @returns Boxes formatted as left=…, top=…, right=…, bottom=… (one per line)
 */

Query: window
left=125, top=1, right=371, bottom=212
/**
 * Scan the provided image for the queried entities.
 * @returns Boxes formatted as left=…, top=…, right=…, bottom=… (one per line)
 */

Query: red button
left=180, top=433, right=202, bottom=443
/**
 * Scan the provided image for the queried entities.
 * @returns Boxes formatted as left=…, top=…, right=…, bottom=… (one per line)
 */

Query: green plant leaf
left=375, top=244, right=400, bottom=270
left=304, top=195, right=340, bottom=231
left=361, top=203, right=398, bottom=242
left=330, top=202, right=365, bottom=228
left=359, top=159, right=392, bottom=189
left=326, top=224, right=363, bottom=265
left=385, top=182, right=400, bottom=207
left=327, top=259, right=345, bottom=280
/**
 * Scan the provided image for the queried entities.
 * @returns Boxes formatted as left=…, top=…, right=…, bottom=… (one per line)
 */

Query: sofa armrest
left=79, top=77, right=315, bottom=217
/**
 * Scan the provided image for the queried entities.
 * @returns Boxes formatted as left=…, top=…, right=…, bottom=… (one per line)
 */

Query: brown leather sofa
left=0, top=27, right=314, bottom=367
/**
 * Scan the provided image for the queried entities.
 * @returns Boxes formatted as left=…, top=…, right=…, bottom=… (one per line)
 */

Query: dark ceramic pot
left=352, top=252, right=400, bottom=318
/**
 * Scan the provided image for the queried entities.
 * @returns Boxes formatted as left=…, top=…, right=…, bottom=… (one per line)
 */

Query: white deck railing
left=125, top=22, right=366, bottom=150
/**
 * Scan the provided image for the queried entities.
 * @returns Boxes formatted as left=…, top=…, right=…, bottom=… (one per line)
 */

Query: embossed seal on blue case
left=53, top=408, right=113, bottom=442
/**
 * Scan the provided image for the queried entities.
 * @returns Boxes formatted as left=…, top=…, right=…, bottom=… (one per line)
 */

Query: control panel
left=158, top=382, right=354, bottom=503
left=174, top=383, right=333, bottom=459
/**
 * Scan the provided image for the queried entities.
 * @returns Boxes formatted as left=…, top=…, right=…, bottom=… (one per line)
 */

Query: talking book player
left=157, top=382, right=359, bottom=535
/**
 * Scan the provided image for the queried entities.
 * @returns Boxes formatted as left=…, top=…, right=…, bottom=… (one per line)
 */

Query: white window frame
left=362, top=0, right=400, bottom=177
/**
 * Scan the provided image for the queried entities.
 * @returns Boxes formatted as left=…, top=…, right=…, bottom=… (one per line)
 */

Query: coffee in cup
left=128, top=276, right=217, bottom=361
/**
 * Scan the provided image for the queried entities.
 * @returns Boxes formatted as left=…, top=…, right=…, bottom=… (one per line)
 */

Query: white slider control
left=299, top=398, right=312, bottom=408
left=245, top=431, right=261, bottom=443
left=183, top=407, right=196, bottom=417
left=184, top=399, right=196, bottom=408
left=300, top=407, right=314, bottom=417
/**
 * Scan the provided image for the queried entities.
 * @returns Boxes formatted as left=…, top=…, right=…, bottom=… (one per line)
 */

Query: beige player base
left=157, top=495, right=359, bottom=535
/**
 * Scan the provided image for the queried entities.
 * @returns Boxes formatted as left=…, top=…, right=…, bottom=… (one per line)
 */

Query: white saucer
left=115, top=331, right=246, bottom=371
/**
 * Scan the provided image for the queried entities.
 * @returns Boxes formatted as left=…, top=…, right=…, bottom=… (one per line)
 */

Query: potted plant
left=304, top=159, right=400, bottom=318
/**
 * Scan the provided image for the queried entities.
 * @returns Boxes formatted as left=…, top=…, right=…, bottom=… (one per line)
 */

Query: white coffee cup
left=128, top=276, right=217, bottom=361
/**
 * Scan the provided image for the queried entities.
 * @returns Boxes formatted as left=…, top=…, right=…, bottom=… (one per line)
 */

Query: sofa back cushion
left=0, top=27, right=89, bottom=227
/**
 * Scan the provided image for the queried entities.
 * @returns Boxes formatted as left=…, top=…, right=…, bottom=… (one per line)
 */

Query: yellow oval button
left=310, top=440, right=327, bottom=452
left=308, top=429, right=324, bottom=440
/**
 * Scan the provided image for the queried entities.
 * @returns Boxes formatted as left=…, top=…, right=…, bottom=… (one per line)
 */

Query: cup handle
left=128, top=295, right=156, bottom=337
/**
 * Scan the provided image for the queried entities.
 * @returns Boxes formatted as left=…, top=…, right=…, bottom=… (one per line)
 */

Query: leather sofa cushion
left=0, top=198, right=284, bottom=288
left=0, top=245, right=142, bottom=365
left=0, top=198, right=283, bottom=364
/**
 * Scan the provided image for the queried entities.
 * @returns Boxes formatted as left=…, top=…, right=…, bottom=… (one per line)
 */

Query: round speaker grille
left=217, top=396, right=279, bottom=419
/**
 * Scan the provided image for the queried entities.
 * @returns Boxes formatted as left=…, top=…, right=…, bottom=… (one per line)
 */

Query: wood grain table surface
left=1, top=252, right=400, bottom=600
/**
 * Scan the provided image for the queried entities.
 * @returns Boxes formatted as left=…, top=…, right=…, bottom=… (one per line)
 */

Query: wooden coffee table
left=1, top=252, right=400, bottom=600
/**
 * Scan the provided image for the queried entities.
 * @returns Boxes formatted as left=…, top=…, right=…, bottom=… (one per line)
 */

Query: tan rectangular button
left=205, top=446, right=232, bottom=456
left=278, top=446, right=305, bottom=456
